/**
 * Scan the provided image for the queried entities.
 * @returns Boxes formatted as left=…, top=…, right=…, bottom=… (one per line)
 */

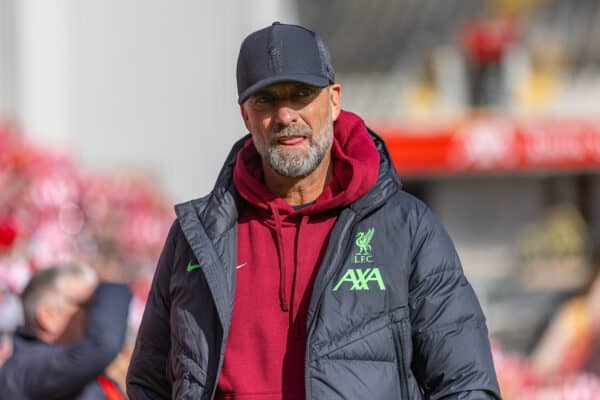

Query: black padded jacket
left=127, top=131, right=502, bottom=400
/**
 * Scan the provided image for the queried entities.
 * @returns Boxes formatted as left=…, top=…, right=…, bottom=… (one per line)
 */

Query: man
left=0, top=264, right=132, bottom=399
left=127, top=22, right=501, bottom=399
left=0, top=287, right=23, bottom=367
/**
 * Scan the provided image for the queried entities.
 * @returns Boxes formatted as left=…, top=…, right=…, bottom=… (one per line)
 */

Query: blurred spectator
left=0, top=287, right=23, bottom=367
left=531, top=262, right=600, bottom=380
left=461, top=16, right=519, bottom=108
left=0, top=264, right=132, bottom=399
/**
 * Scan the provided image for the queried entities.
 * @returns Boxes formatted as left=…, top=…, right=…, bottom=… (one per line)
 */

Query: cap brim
left=238, top=74, right=330, bottom=104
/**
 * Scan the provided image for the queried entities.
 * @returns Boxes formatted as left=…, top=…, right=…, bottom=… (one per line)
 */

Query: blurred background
left=2, top=0, right=600, bottom=398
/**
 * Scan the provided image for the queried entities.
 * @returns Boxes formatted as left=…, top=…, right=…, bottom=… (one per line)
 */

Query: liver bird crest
left=355, top=228, right=375, bottom=256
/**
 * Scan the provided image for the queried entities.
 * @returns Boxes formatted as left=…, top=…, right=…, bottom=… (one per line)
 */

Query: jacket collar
left=176, top=126, right=401, bottom=239
left=349, top=129, right=402, bottom=217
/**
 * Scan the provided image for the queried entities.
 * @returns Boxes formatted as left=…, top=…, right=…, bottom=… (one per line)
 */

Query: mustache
left=270, top=124, right=313, bottom=142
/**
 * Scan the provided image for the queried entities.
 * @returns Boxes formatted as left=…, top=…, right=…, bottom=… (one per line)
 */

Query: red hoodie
left=216, top=111, right=380, bottom=399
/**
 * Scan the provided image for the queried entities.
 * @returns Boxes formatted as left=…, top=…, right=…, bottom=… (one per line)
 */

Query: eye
left=252, top=93, right=275, bottom=105
left=294, top=86, right=314, bottom=98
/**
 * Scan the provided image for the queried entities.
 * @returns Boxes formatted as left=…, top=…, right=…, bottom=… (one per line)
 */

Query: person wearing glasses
left=0, top=264, right=131, bottom=399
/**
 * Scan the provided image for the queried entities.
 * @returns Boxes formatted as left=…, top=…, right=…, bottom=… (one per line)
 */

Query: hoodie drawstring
left=269, top=203, right=289, bottom=312
left=267, top=203, right=310, bottom=325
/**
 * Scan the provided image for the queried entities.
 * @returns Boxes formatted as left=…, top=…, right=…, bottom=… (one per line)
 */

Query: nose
left=273, top=102, right=298, bottom=127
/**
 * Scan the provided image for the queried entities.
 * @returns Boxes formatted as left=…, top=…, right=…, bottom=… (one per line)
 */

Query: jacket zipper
left=394, top=321, right=410, bottom=400
left=304, top=212, right=358, bottom=400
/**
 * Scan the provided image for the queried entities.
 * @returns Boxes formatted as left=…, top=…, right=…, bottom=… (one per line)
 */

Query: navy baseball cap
left=236, top=22, right=335, bottom=104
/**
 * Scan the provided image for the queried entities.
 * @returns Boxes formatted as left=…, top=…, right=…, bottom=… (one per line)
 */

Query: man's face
left=38, top=275, right=96, bottom=343
left=240, top=82, right=341, bottom=178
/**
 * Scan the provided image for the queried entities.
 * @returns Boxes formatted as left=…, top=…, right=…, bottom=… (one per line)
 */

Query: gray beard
left=267, top=128, right=332, bottom=177
left=257, top=117, right=334, bottom=178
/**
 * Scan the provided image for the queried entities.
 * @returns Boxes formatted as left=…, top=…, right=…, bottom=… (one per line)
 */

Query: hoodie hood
left=233, top=110, right=380, bottom=216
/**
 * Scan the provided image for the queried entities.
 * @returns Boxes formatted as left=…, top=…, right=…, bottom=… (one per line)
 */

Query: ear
left=35, top=304, right=56, bottom=334
left=329, top=84, right=342, bottom=122
left=240, top=104, right=251, bottom=132
left=35, top=303, right=59, bottom=335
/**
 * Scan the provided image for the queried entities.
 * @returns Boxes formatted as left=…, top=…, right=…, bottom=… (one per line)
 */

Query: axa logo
left=354, top=227, right=375, bottom=263
left=332, top=267, right=386, bottom=291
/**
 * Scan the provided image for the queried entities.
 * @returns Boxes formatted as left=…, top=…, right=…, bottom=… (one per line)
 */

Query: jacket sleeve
left=126, top=220, right=178, bottom=400
left=408, top=205, right=501, bottom=400
left=26, top=282, right=132, bottom=399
